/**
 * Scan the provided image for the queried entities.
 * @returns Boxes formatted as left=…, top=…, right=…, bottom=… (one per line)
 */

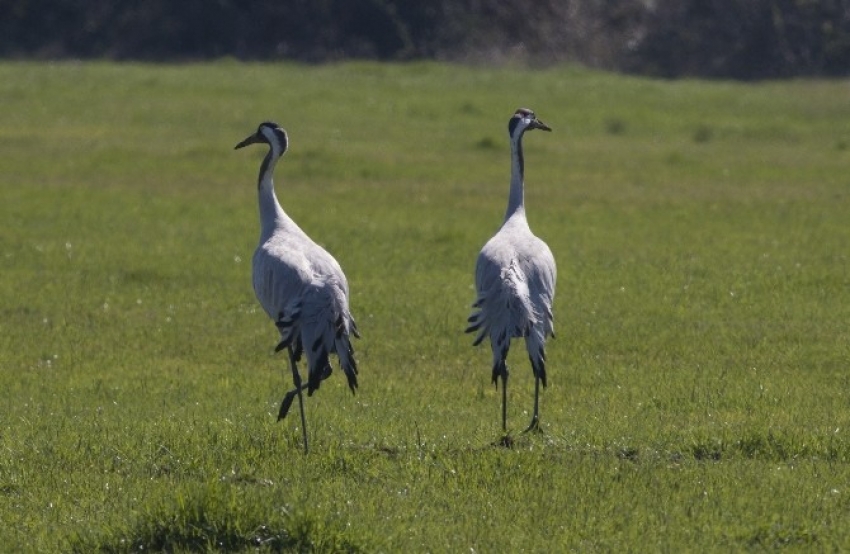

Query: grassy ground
left=1, top=61, right=849, bottom=551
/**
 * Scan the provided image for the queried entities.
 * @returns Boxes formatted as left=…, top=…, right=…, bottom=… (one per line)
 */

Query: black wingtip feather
left=292, top=338, right=303, bottom=362
left=491, top=360, right=508, bottom=386
left=277, top=392, right=296, bottom=421
left=530, top=354, right=547, bottom=387
left=346, top=371, right=358, bottom=394
left=307, top=349, right=330, bottom=395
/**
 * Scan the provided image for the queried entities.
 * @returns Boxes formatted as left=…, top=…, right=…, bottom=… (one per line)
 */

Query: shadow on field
left=69, top=488, right=367, bottom=553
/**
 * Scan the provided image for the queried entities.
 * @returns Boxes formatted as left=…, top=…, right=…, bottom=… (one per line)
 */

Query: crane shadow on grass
left=69, top=486, right=369, bottom=553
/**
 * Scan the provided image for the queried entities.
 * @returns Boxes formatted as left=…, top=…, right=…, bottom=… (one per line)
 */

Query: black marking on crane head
left=262, top=122, right=289, bottom=153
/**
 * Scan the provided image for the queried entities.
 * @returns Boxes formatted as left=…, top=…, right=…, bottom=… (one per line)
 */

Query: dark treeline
left=2, top=0, right=849, bottom=79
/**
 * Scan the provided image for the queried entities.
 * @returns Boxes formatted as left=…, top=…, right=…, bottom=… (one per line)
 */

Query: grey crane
left=466, top=108, right=556, bottom=433
left=236, top=121, right=359, bottom=454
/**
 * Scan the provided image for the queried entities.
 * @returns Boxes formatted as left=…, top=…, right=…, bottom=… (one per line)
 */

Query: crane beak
left=530, top=118, right=552, bottom=132
left=234, top=133, right=262, bottom=150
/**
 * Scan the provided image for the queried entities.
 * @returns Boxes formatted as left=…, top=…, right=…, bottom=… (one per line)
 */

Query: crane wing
left=521, top=235, right=556, bottom=338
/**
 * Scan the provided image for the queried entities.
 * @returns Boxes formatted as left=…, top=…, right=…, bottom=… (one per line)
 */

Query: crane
left=466, top=108, right=556, bottom=434
left=235, top=121, right=359, bottom=454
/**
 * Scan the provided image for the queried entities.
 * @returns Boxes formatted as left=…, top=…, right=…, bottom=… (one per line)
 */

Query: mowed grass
left=1, top=60, right=849, bottom=551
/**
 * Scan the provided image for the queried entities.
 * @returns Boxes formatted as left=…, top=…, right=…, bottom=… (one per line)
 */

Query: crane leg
left=524, top=376, right=541, bottom=433
left=501, top=372, right=508, bottom=433
left=493, top=360, right=509, bottom=433
left=278, top=345, right=309, bottom=454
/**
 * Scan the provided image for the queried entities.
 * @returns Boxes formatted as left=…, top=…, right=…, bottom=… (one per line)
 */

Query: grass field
left=1, top=61, right=849, bottom=551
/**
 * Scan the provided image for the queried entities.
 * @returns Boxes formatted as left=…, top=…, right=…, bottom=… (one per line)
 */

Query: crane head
left=509, top=108, right=552, bottom=137
left=235, top=122, right=289, bottom=154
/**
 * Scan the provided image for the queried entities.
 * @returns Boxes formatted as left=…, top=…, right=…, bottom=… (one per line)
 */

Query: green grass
left=1, top=60, right=849, bottom=551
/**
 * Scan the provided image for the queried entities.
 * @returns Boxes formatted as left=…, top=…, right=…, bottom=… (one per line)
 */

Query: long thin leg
left=493, top=358, right=509, bottom=433
left=288, top=345, right=308, bottom=454
left=501, top=372, right=508, bottom=432
left=524, top=376, right=540, bottom=433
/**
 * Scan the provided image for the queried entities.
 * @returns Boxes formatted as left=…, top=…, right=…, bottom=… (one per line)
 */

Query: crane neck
left=257, top=149, right=288, bottom=237
left=505, top=132, right=526, bottom=221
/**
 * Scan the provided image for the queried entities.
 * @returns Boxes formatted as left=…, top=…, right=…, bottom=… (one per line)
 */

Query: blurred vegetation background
left=2, top=0, right=848, bottom=79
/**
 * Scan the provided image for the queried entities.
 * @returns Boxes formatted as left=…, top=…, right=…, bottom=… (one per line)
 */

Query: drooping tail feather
left=491, top=334, right=510, bottom=385
left=525, top=329, right=548, bottom=387
left=331, top=312, right=359, bottom=393
left=467, top=264, right=535, bottom=348
left=350, top=315, right=361, bottom=339
left=465, top=301, right=488, bottom=346
left=307, top=346, right=331, bottom=395
left=274, top=306, right=301, bottom=352
left=336, top=333, right=359, bottom=394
